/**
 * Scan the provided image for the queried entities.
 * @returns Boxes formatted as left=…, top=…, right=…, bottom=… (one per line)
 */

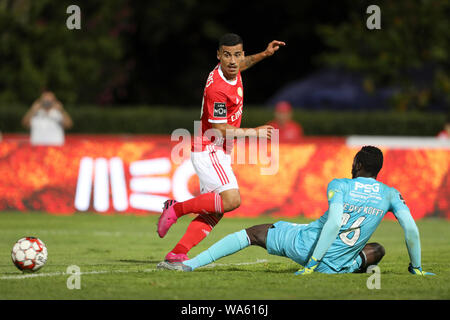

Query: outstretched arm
left=295, top=202, right=343, bottom=275
left=311, top=203, right=343, bottom=260
left=212, top=123, right=274, bottom=139
left=296, top=179, right=344, bottom=275
left=395, top=209, right=434, bottom=275
left=204, top=90, right=274, bottom=139
left=391, top=190, right=435, bottom=276
left=239, top=40, right=286, bottom=72
left=396, top=209, right=421, bottom=267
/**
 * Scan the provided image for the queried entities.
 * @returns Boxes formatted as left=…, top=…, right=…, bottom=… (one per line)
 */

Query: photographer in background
left=22, top=91, right=73, bottom=146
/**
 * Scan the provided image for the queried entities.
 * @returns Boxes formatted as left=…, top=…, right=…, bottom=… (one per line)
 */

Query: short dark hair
left=354, top=146, right=384, bottom=177
left=219, top=33, right=243, bottom=49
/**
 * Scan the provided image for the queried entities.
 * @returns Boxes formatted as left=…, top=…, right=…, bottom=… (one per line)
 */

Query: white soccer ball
left=11, top=237, right=48, bottom=272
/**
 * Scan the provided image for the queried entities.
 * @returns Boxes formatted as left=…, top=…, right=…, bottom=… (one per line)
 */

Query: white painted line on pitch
left=0, top=260, right=269, bottom=280
left=0, top=269, right=156, bottom=280
left=1, top=270, right=108, bottom=280
left=1, top=271, right=65, bottom=280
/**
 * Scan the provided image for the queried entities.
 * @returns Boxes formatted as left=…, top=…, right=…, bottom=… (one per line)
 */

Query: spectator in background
left=267, top=101, right=303, bottom=143
left=22, top=91, right=73, bottom=146
left=437, top=117, right=450, bottom=139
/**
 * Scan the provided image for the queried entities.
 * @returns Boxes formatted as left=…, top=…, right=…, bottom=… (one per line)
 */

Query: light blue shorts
left=266, top=221, right=363, bottom=274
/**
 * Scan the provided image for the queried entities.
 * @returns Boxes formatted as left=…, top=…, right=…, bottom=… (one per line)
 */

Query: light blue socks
left=183, top=229, right=250, bottom=270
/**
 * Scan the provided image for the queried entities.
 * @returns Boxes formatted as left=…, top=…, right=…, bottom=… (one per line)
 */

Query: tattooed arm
left=239, top=40, right=286, bottom=72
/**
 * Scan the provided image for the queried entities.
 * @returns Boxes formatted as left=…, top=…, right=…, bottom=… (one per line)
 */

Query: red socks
left=170, top=192, right=224, bottom=255
left=171, top=214, right=221, bottom=255
left=173, top=192, right=223, bottom=217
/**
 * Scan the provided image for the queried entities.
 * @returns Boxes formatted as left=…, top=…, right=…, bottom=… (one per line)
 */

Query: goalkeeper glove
left=408, top=263, right=435, bottom=276
left=295, top=256, right=319, bottom=276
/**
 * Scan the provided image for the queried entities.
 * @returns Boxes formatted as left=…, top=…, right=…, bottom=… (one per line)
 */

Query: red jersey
left=193, top=64, right=244, bottom=153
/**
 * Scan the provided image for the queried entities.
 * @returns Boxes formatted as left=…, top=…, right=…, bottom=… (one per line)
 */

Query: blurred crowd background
left=0, top=0, right=449, bottom=218
left=0, top=0, right=448, bottom=136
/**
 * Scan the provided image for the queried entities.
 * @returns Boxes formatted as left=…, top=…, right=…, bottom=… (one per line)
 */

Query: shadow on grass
left=195, top=265, right=402, bottom=275
left=194, top=265, right=298, bottom=274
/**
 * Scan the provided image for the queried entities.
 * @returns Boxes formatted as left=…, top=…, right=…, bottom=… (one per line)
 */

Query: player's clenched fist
left=256, top=125, right=275, bottom=139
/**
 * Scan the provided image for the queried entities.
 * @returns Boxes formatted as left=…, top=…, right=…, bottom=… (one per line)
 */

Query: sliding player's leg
left=157, top=223, right=273, bottom=271
left=245, top=223, right=274, bottom=249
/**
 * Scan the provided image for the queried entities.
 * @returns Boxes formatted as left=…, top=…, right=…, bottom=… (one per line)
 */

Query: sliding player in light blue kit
left=157, top=146, right=435, bottom=276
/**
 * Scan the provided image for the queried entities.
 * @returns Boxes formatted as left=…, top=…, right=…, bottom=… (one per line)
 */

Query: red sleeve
left=204, top=88, right=228, bottom=123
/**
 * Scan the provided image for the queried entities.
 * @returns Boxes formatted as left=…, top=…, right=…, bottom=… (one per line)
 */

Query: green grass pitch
left=0, top=212, right=449, bottom=300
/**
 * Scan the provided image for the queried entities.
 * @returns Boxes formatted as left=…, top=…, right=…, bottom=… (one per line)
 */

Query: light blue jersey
left=266, top=177, right=412, bottom=273
left=182, top=175, right=425, bottom=274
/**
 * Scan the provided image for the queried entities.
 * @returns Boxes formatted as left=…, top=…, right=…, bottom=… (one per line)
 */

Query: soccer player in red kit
left=157, top=33, right=285, bottom=263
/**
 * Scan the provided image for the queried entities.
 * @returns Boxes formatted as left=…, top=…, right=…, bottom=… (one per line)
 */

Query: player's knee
left=221, top=193, right=241, bottom=212
left=371, top=242, right=386, bottom=262
left=361, top=242, right=386, bottom=270
left=375, top=243, right=386, bottom=259
left=230, top=196, right=241, bottom=210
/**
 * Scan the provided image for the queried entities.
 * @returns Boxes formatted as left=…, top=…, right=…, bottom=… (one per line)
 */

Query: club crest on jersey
left=328, top=190, right=335, bottom=200
left=237, top=87, right=243, bottom=97
left=399, top=193, right=406, bottom=204
left=213, top=102, right=227, bottom=118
